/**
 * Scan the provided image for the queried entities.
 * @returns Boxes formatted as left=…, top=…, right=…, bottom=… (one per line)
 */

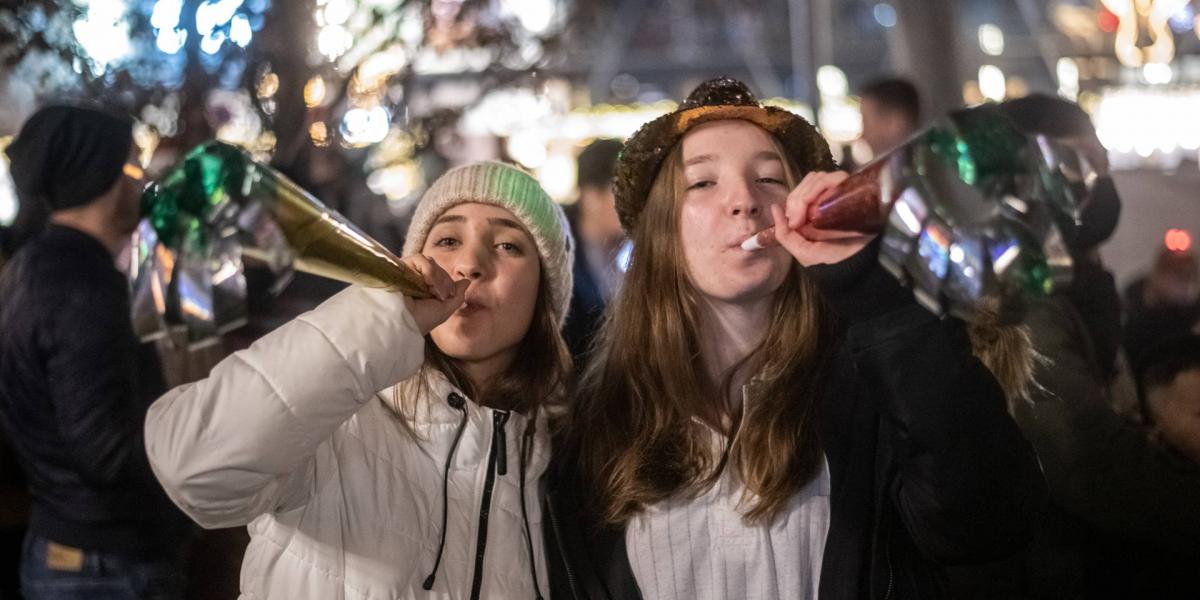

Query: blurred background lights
left=1142, top=62, right=1174, bottom=84
left=502, top=0, right=557, bottom=34
left=156, top=28, right=188, bottom=54
left=537, top=152, right=576, bottom=200
left=196, top=0, right=245, bottom=37
left=978, top=64, right=1007, bottom=101
left=340, top=106, right=391, bottom=147
left=309, top=121, right=329, bottom=146
left=1056, top=57, right=1080, bottom=99
left=873, top=3, right=897, bottom=28
left=0, top=146, right=16, bottom=228
left=816, top=65, right=849, bottom=98
left=230, top=14, right=253, bottom=47
left=318, top=24, right=353, bottom=59
left=1167, top=2, right=1195, bottom=33
left=506, top=130, right=548, bottom=169
left=304, top=76, right=327, bottom=107
left=366, top=162, right=422, bottom=202
left=151, top=0, right=184, bottom=30
left=321, top=0, right=354, bottom=27
left=200, top=30, right=226, bottom=55
left=978, top=24, right=1005, bottom=56
left=1165, top=228, right=1193, bottom=253
left=73, top=0, right=133, bottom=73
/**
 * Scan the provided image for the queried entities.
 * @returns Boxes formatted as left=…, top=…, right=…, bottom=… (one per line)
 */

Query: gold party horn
left=248, top=167, right=433, bottom=298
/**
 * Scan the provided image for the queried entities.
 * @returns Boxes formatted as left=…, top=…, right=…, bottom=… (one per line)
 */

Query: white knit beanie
left=402, top=161, right=575, bottom=328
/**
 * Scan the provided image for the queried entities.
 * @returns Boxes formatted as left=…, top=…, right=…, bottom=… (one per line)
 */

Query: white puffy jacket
left=145, top=286, right=551, bottom=600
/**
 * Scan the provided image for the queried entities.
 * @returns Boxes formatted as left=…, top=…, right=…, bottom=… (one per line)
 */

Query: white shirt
left=625, top=419, right=830, bottom=600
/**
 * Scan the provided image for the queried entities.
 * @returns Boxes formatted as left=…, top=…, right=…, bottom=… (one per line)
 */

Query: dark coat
left=0, top=225, right=190, bottom=556
left=947, top=290, right=1200, bottom=599
left=543, top=243, right=1047, bottom=600
left=1122, top=277, right=1200, bottom=368
left=562, top=205, right=608, bottom=364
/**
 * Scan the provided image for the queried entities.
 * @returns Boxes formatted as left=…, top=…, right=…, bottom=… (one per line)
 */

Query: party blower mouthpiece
left=131, top=141, right=431, bottom=347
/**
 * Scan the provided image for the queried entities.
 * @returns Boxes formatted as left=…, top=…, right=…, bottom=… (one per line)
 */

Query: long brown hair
left=571, top=132, right=838, bottom=525
left=392, top=266, right=571, bottom=421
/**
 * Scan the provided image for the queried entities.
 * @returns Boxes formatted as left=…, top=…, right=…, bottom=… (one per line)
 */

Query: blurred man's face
left=860, top=97, right=913, bottom=156
left=1149, top=252, right=1200, bottom=307
left=1148, top=368, right=1200, bottom=456
left=581, top=184, right=623, bottom=242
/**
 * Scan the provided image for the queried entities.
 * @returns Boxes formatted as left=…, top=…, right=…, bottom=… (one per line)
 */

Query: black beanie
left=5, top=104, right=134, bottom=212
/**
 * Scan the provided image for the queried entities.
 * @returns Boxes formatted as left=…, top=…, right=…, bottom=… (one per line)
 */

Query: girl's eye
left=497, top=242, right=525, bottom=255
left=687, top=180, right=714, bottom=190
left=432, top=237, right=459, bottom=248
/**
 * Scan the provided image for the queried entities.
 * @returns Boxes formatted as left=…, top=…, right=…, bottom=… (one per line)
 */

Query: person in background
left=945, top=93, right=1200, bottom=600
left=563, top=138, right=626, bottom=361
left=0, top=104, right=194, bottom=599
left=857, top=77, right=921, bottom=157
left=1124, top=246, right=1200, bottom=368
left=1137, top=335, right=1200, bottom=466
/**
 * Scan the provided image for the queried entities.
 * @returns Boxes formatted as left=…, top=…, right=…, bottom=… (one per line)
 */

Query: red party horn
left=742, top=158, right=892, bottom=250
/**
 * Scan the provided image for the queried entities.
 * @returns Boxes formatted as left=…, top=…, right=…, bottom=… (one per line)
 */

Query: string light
left=1100, top=0, right=1188, bottom=67
left=1165, top=228, right=1192, bottom=253
left=978, top=24, right=1005, bottom=56
left=978, top=65, right=1006, bottom=102
left=304, top=77, right=327, bottom=107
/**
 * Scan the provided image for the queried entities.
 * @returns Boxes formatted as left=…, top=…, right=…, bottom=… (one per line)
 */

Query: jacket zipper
left=545, top=492, right=582, bottom=600
left=468, top=409, right=509, bottom=600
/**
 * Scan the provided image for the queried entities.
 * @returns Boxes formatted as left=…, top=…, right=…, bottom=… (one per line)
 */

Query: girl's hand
left=769, top=171, right=876, bottom=267
left=399, top=254, right=470, bottom=334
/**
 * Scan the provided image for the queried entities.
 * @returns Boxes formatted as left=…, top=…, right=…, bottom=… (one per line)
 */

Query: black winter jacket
left=543, top=243, right=1047, bottom=600
left=0, top=225, right=190, bottom=556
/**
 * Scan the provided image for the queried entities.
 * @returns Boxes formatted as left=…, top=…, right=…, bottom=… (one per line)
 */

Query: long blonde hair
left=570, top=131, right=837, bottom=525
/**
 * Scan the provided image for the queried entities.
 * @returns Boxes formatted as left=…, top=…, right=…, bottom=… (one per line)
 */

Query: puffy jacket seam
left=339, top=420, right=419, bottom=476
left=292, top=315, right=372, bottom=399
left=252, top=526, right=377, bottom=599
left=228, top=353, right=313, bottom=430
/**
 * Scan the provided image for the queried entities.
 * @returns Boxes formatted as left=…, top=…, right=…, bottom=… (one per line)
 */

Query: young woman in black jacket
left=543, top=78, right=1046, bottom=600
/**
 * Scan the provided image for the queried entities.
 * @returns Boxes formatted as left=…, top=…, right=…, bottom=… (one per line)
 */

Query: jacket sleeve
left=44, top=277, right=149, bottom=488
left=144, top=286, right=425, bottom=529
left=1016, top=296, right=1200, bottom=549
left=809, top=242, right=1047, bottom=565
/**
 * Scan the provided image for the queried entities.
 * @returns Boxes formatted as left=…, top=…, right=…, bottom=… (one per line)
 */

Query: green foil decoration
left=131, top=141, right=429, bottom=347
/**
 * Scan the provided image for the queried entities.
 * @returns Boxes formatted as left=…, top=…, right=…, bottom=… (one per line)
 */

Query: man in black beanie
left=0, top=104, right=192, bottom=599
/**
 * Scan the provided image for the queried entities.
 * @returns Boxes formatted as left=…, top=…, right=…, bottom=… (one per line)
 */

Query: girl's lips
left=740, top=228, right=777, bottom=251
left=455, top=295, right=489, bottom=315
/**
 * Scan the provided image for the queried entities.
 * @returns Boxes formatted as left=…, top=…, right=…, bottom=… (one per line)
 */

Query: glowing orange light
left=1165, top=228, right=1192, bottom=253
left=123, top=162, right=145, bottom=182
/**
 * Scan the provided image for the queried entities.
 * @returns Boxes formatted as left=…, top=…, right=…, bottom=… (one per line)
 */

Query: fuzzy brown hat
left=613, top=77, right=836, bottom=233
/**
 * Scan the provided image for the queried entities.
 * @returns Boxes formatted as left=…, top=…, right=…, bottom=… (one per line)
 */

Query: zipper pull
left=494, top=410, right=509, bottom=476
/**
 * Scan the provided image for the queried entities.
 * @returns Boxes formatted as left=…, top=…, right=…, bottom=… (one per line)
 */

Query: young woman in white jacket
left=144, top=161, right=574, bottom=600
